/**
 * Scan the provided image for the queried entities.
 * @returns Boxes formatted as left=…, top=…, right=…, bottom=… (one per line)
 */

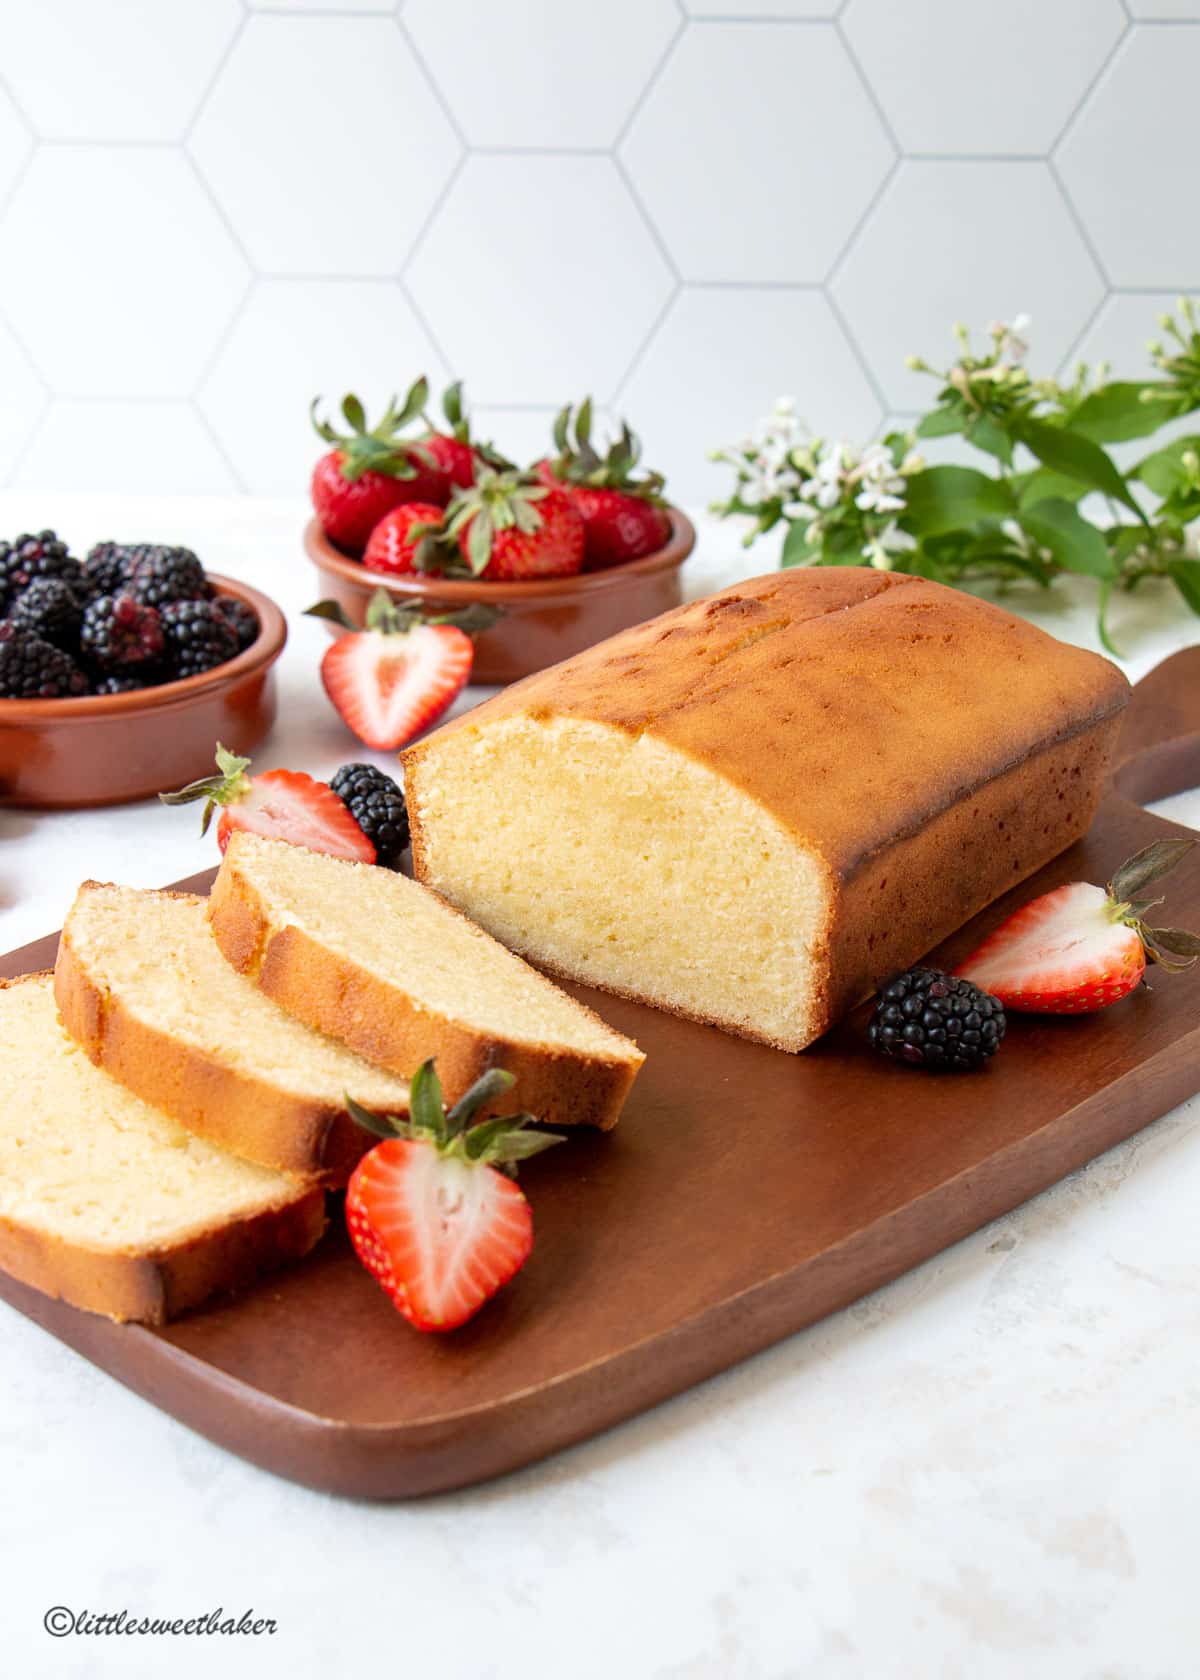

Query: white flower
left=990, top=312, right=1031, bottom=364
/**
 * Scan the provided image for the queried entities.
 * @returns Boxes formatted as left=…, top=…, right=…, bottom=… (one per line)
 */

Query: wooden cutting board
left=2, top=648, right=1198, bottom=1500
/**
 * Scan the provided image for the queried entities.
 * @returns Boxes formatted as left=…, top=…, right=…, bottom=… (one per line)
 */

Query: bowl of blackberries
left=0, top=531, right=286, bottom=809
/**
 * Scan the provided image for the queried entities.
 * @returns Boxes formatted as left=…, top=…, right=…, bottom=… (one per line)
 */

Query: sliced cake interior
left=55, top=882, right=411, bottom=1176
left=208, top=832, right=644, bottom=1129
left=406, top=714, right=831, bottom=1051
left=0, top=974, right=324, bottom=1323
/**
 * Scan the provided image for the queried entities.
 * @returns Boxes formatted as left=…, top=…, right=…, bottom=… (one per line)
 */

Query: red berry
left=362, top=503, right=448, bottom=577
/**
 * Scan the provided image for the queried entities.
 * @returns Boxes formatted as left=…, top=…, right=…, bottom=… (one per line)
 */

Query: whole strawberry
left=445, top=468, right=584, bottom=581
left=310, top=378, right=450, bottom=554
left=362, top=503, right=448, bottom=577
left=161, top=743, right=376, bottom=862
left=955, top=839, right=1200, bottom=1013
left=537, top=398, right=671, bottom=571
left=418, top=380, right=511, bottom=492
left=345, top=1061, right=563, bottom=1332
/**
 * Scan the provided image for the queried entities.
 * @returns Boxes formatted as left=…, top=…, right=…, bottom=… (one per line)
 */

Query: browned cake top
left=408, top=570, right=1130, bottom=876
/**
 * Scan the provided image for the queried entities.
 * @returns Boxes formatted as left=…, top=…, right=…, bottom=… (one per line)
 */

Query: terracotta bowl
left=0, top=575, right=287, bottom=810
left=303, top=508, right=696, bottom=685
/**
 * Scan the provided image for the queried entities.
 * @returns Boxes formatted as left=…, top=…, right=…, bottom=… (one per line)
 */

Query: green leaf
left=780, top=518, right=817, bottom=568
left=1014, top=466, right=1088, bottom=509
left=1129, top=435, right=1200, bottom=496
left=1168, top=559, right=1200, bottom=616
left=915, top=406, right=965, bottom=440
left=408, top=1059, right=447, bottom=1138
left=341, top=393, right=366, bottom=434
left=344, top=1094, right=402, bottom=1142
left=446, top=1068, right=515, bottom=1134
left=1065, top=382, right=1166, bottom=444
left=964, top=412, right=1013, bottom=467
left=1096, top=577, right=1120, bottom=659
left=1013, top=417, right=1148, bottom=525
left=1109, top=838, right=1196, bottom=901
left=901, top=465, right=1015, bottom=536
left=1019, top=499, right=1114, bottom=579
left=302, top=597, right=357, bottom=631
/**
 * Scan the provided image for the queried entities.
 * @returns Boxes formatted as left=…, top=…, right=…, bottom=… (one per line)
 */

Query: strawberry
left=955, top=839, right=1200, bottom=1014
left=345, top=1061, right=563, bottom=1332
left=362, top=503, right=448, bottom=577
left=444, top=468, right=585, bottom=581
left=312, top=589, right=475, bottom=751
left=161, top=744, right=376, bottom=861
left=418, top=379, right=511, bottom=491
left=310, top=378, right=450, bottom=554
left=537, top=398, right=671, bottom=571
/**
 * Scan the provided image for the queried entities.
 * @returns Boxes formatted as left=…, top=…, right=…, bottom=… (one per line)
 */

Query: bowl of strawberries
left=303, top=380, right=695, bottom=686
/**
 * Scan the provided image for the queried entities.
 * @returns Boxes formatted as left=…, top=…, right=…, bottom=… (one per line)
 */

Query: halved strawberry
left=161, top=744, right=376, bottom=861
left=310, top=379, right=450, bottom=553
left=955, top=839, right=1200, bottom=1013
left=314, top=589, right=475, bottom=751
left=345, top=1061, right=563, bottom=1332
left=538, top=398, right=671, bottom=571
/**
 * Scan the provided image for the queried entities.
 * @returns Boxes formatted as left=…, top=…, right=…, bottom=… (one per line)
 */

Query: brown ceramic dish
left=0, top=575, right=287, bottom=811
left=303, top=508, right=696, bottom=685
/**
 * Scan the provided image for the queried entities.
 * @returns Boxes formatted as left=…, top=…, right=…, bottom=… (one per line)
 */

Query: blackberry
left=0, top=622, right=90, bottom=699
left=868, top=967, right=1006, bottom=1072
left=0, top=530, right=83, bottom=612
left=80, top=593, right=165, bottom=672
left=330, top=763, right=409, bottom=868
left=84, top=541, right=137, bottom=597
left=93, top=673, right=149, bottom=696
left=213, top=594, right=259, bottom=652
left=126, top=545, right=207, bottom=610
left=9, top=578, right=84, bottom=652
left=160, top=598, right=238, bottom=679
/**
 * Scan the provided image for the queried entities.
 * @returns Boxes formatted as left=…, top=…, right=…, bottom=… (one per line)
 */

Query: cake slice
left=54, top=883, right=411, bottom=1179
left=402, top=568, right=1131, bottom=1053
left=0, top=974, right=325, bottom=1325
left=207, top=832, right=644, bottom=1131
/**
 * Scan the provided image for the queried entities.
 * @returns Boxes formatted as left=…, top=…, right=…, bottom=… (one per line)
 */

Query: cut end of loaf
left=407, top=714, right=833, bottom=1051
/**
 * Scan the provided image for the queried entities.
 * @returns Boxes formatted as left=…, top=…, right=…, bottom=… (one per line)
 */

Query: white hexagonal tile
left=0, top=0, right=241, bottom=141
left=0, top=149, right=248, bottom=397
left=14, top=403, right=236, bottom=493
left=198, top=280, right=447, bottom=494
left=621, top=23, right=893, bottom=282
left=1057, top=27, right=1200, bottom=287
left=0, top=83, right=31, bottom=207
left=684, top=3, right=838, bottom=14
left=470, top=408, right=609, bottom=474
left=407, top=156, right=674, bottom=405
left=0, top=320, right=46, bottom=484
left=1126, top=3, right=1200, bottom=15
left=843, top=0, right=1125, bottom=154
left=252, top=0, right=394, bottom=10
left=404, top=0, right=677, bottom=148
left=190, top=15, right=459, bottom=275
left=619, top=287, right=882, bottom=507
left=1064, top=292, right=1182, bottom=382
left=832, top=162, right=1104, bottom=410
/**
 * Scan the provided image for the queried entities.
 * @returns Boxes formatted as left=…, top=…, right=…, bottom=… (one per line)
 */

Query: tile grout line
left=394, top=11, right=470, bottom=152
left=189, top=399, right=249, bottom=494
left=834, top=12, right=905, bottom=159
left=823, top=286, right=891, bottom=425
left=611, top=10, right=688, bottom=152
left=823, top=154, right=900, bottom=292
left=1047, top=154, right=1115, bottom=291
left=609, top=281, right=682, bottom=410
left=180, top=9, right=248, bottom=148
left=1054, top=288, right=1116, bottom=385
left=190, top=275, right=259, bottom=404
left=611, top=152, right=683, bottom=286
left=398, top=148, right=468, bottom=280
left=1045, top=12, right=1132, bottom=157
left=395, top=275, right=454, bottom=386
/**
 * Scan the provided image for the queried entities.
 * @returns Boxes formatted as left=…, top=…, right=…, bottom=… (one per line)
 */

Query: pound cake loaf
left=0, top=975, right=325, bottom=1324
left=403, top=569, right=1131, bottom=1052
left=55, top=882, right=411, bottom=1179
left=208, top=832, right=644, bottom=1131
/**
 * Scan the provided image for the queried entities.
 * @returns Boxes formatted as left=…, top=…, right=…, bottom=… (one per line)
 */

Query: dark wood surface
left=2, top=647, right=1199, bottom=1499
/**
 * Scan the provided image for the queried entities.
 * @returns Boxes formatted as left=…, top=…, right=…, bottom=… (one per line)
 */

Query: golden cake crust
left=0, top=972, right=326, bottom=1324
left=208, top=841, right=644, bottom=1131
left=53, top=887, right=394, bottom=1181
left=404, top=570, right=1131, bottom=1048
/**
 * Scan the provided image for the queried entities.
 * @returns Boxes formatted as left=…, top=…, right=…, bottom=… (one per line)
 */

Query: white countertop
left=2, top=494, right=1198, bottom=1680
